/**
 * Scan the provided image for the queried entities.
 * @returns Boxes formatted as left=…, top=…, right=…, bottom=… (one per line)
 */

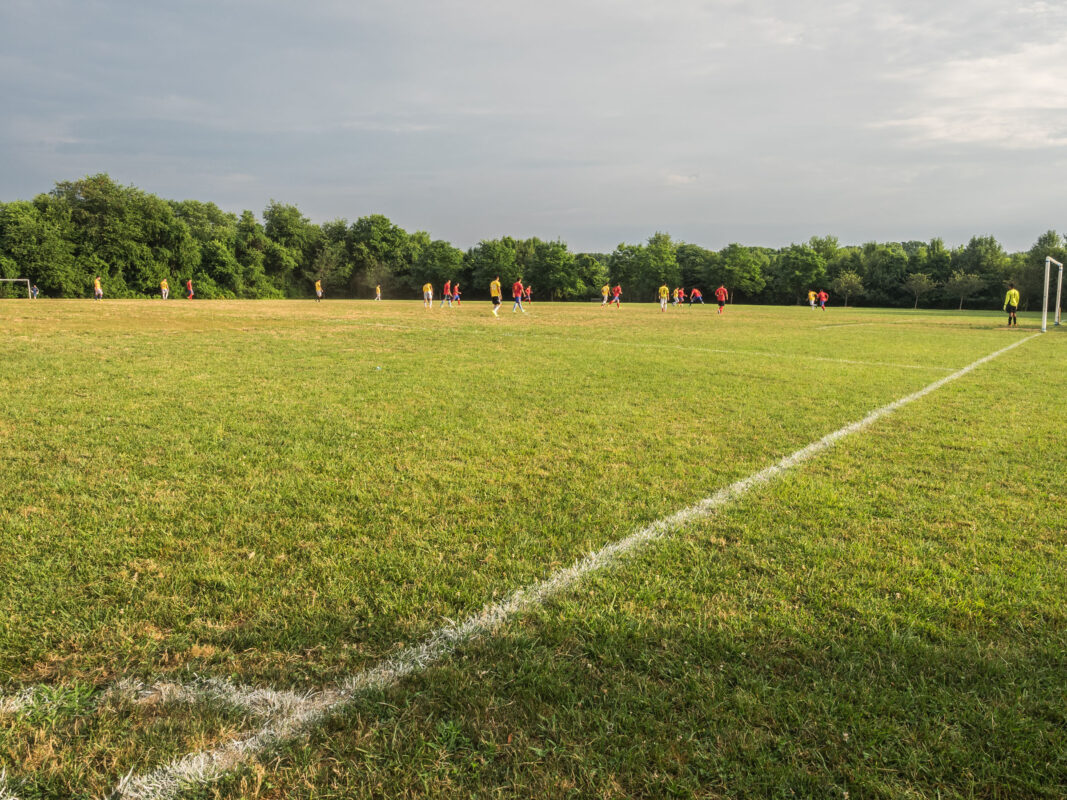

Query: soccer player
left=512, top=278, right=526, bottom=313
left=490, top=276, right=502, bottom=316
left=30, top=284, right=39, bottom=299
left=524, top=284, right=532, bottom=303
left=659, top=283, right=670, bottom=311
left=423, top=282, right=433, bottom=309
left=453, top=282, right=462, bottom=306
left=690, top=287, right=704, bottom=304
left=315, top=279, right=323, bottom=302
left=375, top=284, right=382, bottom=301
left=441, top=279, right=452, bottom=308
left=678, top=287, right=686, bottom=305
left=1004, top=282, right=1020, bottom=327
left=160, top=278, right=169, bottom=300
left=808, top=289, right=817, bottom=309
left=93, top=276, right=103, bottom=300
left=715, top=284, right=728, bottom=313
left=186, top=278, right=194, bottom=300
left=601, top=283, right=611, bottom=306
left=611, top=284, right=622, bottom=307
left=817, top=289, right=828, bottom=310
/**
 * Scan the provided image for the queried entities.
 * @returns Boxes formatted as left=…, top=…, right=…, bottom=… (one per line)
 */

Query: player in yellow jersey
left=314, top=279, right=323, bottom=302
left=375, top=284, right=382, bottom=301
left=160, top=278, right=169, bottom=300
left=422, top=282, right=433, bottom=309
left=658, top=284, right=669, bottom=312
left=93, top=276, right=103, bottom=300
left=490, top=276, right=502, bottom=316
left=1004, top=282, right=1020, bottom=327
left=808, top=289, right=817, bottom=309
left=601, top=283, right=611, bottom=307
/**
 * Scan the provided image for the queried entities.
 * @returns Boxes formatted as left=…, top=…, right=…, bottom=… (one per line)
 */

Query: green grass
left=0, top=300, right=1063, bottom=798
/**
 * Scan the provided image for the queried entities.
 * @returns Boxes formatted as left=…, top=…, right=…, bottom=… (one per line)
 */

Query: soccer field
left=1, top=300, right=1064, bottom=799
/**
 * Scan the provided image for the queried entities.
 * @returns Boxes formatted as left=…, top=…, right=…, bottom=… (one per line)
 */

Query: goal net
left=1043, top=257, right=1063, bottom=332
left=0, top=278, right=30, bottom=298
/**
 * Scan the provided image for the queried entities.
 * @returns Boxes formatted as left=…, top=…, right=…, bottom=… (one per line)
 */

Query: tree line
left=1, top=174, right=1062, bottom=308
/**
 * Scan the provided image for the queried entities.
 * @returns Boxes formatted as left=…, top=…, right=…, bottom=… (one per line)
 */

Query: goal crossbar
left=1043, top=256, right=1063, bottom=333
left=0, top=278, right=30, bottom=298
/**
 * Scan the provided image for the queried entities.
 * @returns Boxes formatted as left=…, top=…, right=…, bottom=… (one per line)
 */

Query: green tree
left=263, top=201, right=321, bottom=292
left=412, top=238, right=465, bottom=291
left=718, top=243, right=767, bottom=298
left=575, top=253, right=609, bottom=299
left=943, top=270, right=985, bottom=310
left=468, top=238, right=520, bottom=293
left=921, top=237, right=951, bottom=283
left=956, top=235, right=1009, bottom=298
left=527, top=239, right=583, bottom=299
left=675, top=243, right=716, bottom=289
left=0, top=199, right=78, bottom=296
left=860, top=242, right=908, bottom=306
left=902, top=272, right=939, bottom=309
left=348, top=215, right=417, bottom=296
left=831, top=270, right=864, bottom=306
left=1019, top=230, right=1066, bottom=309
left=809, top=234, right=839, bottom=263
left=774, top=244, right=826, bottom=303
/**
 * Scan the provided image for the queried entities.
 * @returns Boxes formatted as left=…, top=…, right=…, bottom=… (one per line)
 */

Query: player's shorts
left=316, top=290, right=323, bottom=298
left=718, top=300, right=725, bottom=308
left=424, top=292, right=432, bottom=301
left=492, top=296, right=500, bottom=306
left=819, top=301, right=825, bottom=308
left=1006, top=304, right=1018, bottom=314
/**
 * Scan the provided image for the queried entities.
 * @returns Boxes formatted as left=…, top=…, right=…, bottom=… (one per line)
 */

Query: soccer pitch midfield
left=0, top=301, right=1064, bottom=799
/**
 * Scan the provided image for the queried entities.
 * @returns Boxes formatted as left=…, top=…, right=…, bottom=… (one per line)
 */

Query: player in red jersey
left=452, top=282, right=461, bottom=305
left=512, top=278, right=526, bottom=313
left=817, top=289, right=828, bottom=310
left=715, top=284, right=728, bottom=314
left=186, top=278, right=194, bottom=300
left=524, top=284, right=532, bottom=303
left=441, top=280, right=452, bottom=308
left=611, top=284, right=622, bottom=307
left=690, top=287, right=704, bottom=305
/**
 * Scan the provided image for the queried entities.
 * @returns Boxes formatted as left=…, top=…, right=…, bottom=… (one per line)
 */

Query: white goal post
left=0, top=278, right=30, bottom=298
left=1043, top=256, right=1063, bottom=333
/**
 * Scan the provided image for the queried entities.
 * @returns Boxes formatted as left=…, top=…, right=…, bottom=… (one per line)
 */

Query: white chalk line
left=0, top=771, right=21, bottom=800
left=0, top=678, right=304, bottom=721
left=94, top=332, right=1037, bottom=800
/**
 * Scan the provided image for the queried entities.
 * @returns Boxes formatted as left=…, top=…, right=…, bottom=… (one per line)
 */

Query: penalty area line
left=104, top=333, right=1038, bottom=799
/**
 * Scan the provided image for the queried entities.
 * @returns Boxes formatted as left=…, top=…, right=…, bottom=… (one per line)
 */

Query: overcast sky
left=2, top=0, right=1065, bottom=252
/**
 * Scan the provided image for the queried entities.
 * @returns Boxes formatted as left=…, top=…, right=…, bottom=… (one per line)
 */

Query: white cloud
left=878, top=42, right=1067, bottom=148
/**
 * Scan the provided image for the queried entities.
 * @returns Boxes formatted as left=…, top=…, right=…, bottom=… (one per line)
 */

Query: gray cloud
left=1, top=0, right=1065, bottom=251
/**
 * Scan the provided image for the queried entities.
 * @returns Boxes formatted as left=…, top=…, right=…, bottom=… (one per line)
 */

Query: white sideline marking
left=0, top=679, right=304, bottom=721
left=0, top=771, right=21, bottom=800
left=0, top=690, right=37, bottom=715
left=108, top=678, right=312, bottom=718
left=107, top=333, right=1038, bottom=800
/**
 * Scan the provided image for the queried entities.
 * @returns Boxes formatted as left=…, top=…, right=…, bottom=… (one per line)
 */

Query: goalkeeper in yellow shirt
left=1004, top=283, right=1020, bottom=327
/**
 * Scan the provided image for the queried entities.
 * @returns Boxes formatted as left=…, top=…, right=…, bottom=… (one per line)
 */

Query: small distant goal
left=1043, top=257, right=1063, bottom=332
left=0, top=278, right=30, bottom=298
